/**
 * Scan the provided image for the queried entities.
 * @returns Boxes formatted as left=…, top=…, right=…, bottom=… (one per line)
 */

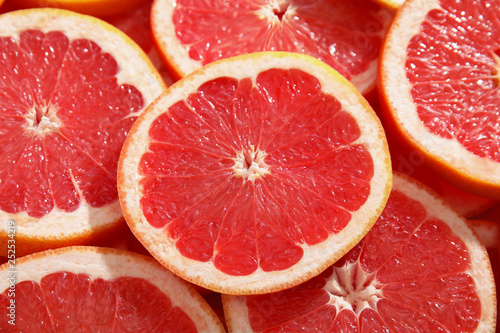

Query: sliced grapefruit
left=118, top=51, right=392, bottom=294
left=0, top=246, right=225, bottom=332
left=151, top=0, right=393, bottom=96
left=223, top=173, right=497, bottom=332
left=12, top=0, right=143, bottom=17
left=0, top=8, right=166, bottom=256
left=379, top=0, right=500, bottom=200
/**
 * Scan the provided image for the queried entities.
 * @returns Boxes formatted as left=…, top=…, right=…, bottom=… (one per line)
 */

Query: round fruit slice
left=118, top=51, right=392, bottom=295
left=151, top=0, right=392, bottom=96
left=223, top=173, right=496, bottom=332
left=379, top=0, right=500, bottom=199
left=0, top=246, right=225, bottom=332
left=0, top=9, right=166, bottom=257
left=12, top=0, right=143, bottom=17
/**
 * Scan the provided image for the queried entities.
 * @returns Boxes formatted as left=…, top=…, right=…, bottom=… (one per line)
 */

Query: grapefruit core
left=0, top=9, right=166, bottom=256
left=379, top=0, right=500, bottom=200
left=223, top=173, right=497, bottom=332
left=118, top=51, right=392, bottom=295
left=0, top=246, right=225, bottom=332
left=151, top=0, right=393, bottom=96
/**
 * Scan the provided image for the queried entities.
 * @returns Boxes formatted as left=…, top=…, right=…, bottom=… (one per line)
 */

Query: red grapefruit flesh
left=0, top=246, right=225, bottom=332
left=0, top=9, right=166, bottom=256
left=380, top=0, right=500, bottom=199
left=151, top=0, right=393, bottom=95
left=118, top=52, right=392, bottom=294
left=223, top=173, right=496, bottom=332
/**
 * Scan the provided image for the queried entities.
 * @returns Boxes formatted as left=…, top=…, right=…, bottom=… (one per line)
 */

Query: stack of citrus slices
left=0, top=0, right=498, bottom=331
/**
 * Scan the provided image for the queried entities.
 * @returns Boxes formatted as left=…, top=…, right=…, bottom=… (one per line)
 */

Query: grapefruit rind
left=468, top=219, right=500, bottom=249
left=118, top=51, right=392, bottom=295
left=0, top=8, right=166, bottom=256
left=379, top=0, right=500, bottom=199
left=222, top=173, right=497, bottom=332
left=0, top=246, right=226, bottom=332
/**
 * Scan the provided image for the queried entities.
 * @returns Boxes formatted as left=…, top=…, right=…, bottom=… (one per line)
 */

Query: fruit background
left=0, top=0, right=499, bottom=331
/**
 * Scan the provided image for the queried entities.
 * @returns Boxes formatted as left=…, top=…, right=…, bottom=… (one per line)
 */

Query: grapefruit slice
left=379, top=0, right=500, bottom=200
left=151, top=0, right=393, bottom=96
left=0, top=246, right=225, bottom=332
left=223, top=173, right=497, bottom=332
left=118, top=51, right=392, bottom=294
left=12, top=0, right=143, bottom=17
left=0, top=9, right=166, bottom=256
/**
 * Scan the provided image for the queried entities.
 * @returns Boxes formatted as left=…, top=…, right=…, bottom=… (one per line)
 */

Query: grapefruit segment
left=0, top=246, right=225, bottom=332
left=223, top=173, right=496, bottom=332
left=118, top=52, right=391, bottom=294
left=0, top=9, right=166, bottom=256
left=379, top=0, right=500, bottom=199
left=151, top=0, right=392, bottom=95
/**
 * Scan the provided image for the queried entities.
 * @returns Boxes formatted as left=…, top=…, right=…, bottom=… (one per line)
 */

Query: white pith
left=381, top=0, right=500, bottom=186
left=151, top=0, right=386, bottom=95
left=0, top=9, right=165, bottom=240
left=222, top=174, right=497, bottom=332
left=233, top=146, right=270, bottom=182
left=0, top=247, right=225, bottom=333
left=118, top=52, right=392, bottom=295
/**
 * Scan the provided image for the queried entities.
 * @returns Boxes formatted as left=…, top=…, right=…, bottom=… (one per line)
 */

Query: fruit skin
left=11, top=0, right=144, bottom=17
left=118, top=51, right=392, bottom=295
left=377, top=0, right=500, bottom=201
left=0, top=218, right=129, bottom=258
left=0, top=8, right=167, bottom=258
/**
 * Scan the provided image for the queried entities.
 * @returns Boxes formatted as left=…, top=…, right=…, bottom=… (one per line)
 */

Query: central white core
left=27, top=103, right=61, bottom=134
left=255, top=0, right=294, bottom=23
left=233, top=146, right=269, bottom=181
left=324, top=262, right=381, bottom=316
